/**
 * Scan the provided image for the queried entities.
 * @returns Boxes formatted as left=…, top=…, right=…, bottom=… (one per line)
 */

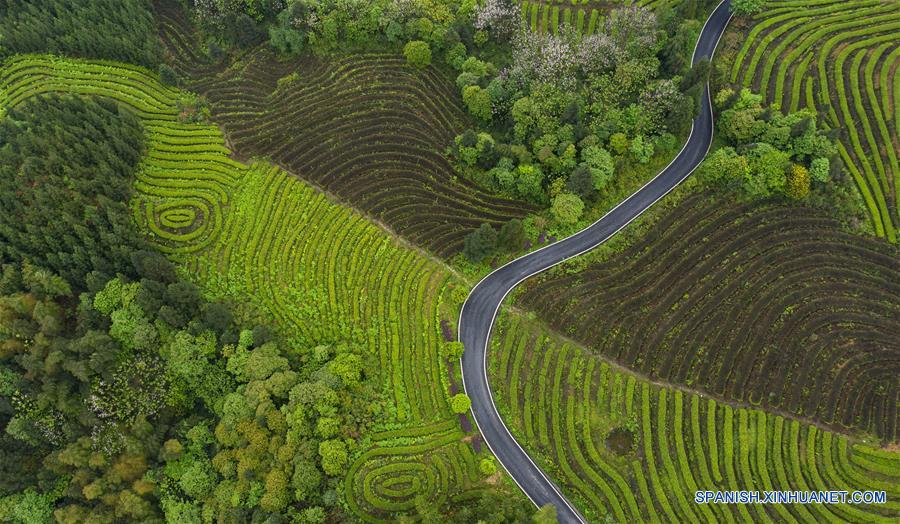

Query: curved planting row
left=0, top=54, right=492, bottom=521
left=152, top=0, right=532, bottom=259
left=517, top=192, right=900, bottom=441
left=189, top=157, right=488, bottom=521
left=728, top=0, right=900, bottom=242
left=489, top=317, right=900, bottom=522
left=345, top=422, right=485, bottom=522
left=0, top=54, right=242, bottom=258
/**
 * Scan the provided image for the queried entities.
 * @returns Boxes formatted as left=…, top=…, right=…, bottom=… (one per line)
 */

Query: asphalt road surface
left=458, top=1, right=734, bottom=521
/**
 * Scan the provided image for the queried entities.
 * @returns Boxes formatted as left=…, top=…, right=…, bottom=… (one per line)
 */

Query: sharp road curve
left=458, top=2, right=733, bottom=521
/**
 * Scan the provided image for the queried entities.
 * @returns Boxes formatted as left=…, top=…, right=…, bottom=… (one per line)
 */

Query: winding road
left=458, top=1, right=733, bottom=521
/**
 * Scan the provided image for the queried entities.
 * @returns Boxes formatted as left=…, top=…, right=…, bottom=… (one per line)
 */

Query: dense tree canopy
left=448, top=2, right=715, bottom=234
left=0, top=95, right=146, bottom=290
left=700, top=88, right=841, bottom=203
left=0, top=0, right=161, bottom=68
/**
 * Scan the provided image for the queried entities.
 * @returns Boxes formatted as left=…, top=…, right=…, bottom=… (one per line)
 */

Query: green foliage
left=581, top=146, right=615, bottom=191
left=0, top=95, right=145, bottom=289
left=159, top=64, right=179, bottom=87
left=404, top=40, right=432, bottom=69
left=785, top=163, right=810, bottom=200
left=329, top=352, right=363, bottom=388
left=463, top=85, right=492, bottom=122
left=498, top=219, right=527, bottom=252
left=479, top=457, right=497, bottom=476
left=443, top=341, right=465, bottom=361
left=609, top=133, right=630, bottom=156
left=706, top=88, right=840, bottom=202
left=629, top=135, right=655, bottom=164
left=318, top=439, right=348, bottom=476
left=731, top=0, right=765, bottom=17
left=269, top=7, right=306, bottom=55
left=0, top=52, right=521, bottom=523
left=566, top=166, right=596, bottom=202
left=550, top=193, right=584, bottom=225
left=450, top=394, right=471, bottom=414
left=0, top=0, right=161, bottom=68
left=728, top=0, right=899, bottom=240
left=463, top=223, right=499, bottom=263
left=0, top=484, right=62, bottom=524
left=533, top=504, right=559, bottom=523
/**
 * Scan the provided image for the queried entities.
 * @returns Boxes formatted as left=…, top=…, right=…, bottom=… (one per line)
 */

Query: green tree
left=699, top=147, right=749, bottom=185
left=463, top=224, right=499, bottom=263
left=566, top=166, right=595, bottom=201
left=533, top=504, right=559, bottom=523
left=581, top=146, right=615, bottom=191
left=404, top=40, right=432, bottom=68
left=609, top=133, right=630, bottom=155
left=329, top=352, right=363, bottom=388
left=785, top=163, right=810, bottom=200
left=551, top=193, right=585, bottom=225
left=630, top=135, right=655, bottom=164
left=746, top=143, right=790, bottom=197
left=0, top=0, right=162, bottom=68
left=318, top=439, right=348, bottom=475
left=269, top=7, right=306, bottom=55
left=463, top=85, right=492, bottom=122
left=450, top=393, right=471, bottom=414
left=498, top=219, right=527, bottom=252
left=0, top=95, right=145, bottom=289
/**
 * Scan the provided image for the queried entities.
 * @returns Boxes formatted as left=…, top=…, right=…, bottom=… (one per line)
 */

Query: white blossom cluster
left=389, top=0, right=422, bottom=19
left=87, top=354, right=168, bottom=423
left=475, top=0, right=522, bottom=40
left=604, top=6, right=659, bottom=62
left=511, top=30, right=580, bottom=90
left=192, top=0, right=220, bottom=24
left=91, top=420, right=125, bottom=456
left=509, top=6, right=658, bottom=90
left=640, top=78, right=681, bottom=128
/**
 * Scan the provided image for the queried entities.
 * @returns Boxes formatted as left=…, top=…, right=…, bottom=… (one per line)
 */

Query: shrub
left=809, top=157, right=830, bottom=183
left=404, top=40, right=432, bottom=69
left=444, top=341, right=465, bottom=360
left=479, top=457, right=497, bottom=476
left=450, top=394, right=471, bottom=414
left=731, top=0, right=765, bottom=17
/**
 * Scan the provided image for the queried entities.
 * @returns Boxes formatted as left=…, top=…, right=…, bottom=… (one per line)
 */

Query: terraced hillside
left=489, top=317, right=900, bottom=522
left=726, top=0, right=900, bottom=242
left=517, top=192, right=900, bottom=441
left=152, top=0, right=532, bottom=259
left=0, top=54, right=509, bottom=522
